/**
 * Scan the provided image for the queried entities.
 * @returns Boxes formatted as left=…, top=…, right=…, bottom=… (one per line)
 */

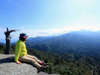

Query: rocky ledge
left=0, top=54, right=59, bottom=75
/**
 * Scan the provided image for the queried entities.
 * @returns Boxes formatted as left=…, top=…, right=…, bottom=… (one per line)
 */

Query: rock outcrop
left=0, top=54, right=59, bottom=75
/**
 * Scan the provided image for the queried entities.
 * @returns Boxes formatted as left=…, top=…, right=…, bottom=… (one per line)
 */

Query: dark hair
left=19, top=33, right=27, bottom=41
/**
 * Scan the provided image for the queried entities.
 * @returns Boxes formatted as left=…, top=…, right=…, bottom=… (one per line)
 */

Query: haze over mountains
left=26, top=30, right=100, bottom=57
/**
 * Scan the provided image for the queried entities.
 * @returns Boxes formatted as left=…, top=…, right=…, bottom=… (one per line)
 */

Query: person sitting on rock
left=14, top=33, right=47, bottom=69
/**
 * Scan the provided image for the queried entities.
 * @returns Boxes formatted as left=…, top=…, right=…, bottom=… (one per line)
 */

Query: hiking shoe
left=39, top=61, right=48, bottom=66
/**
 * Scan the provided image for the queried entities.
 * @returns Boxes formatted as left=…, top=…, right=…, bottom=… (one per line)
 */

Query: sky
left=0, top=0, right=100, bottom=42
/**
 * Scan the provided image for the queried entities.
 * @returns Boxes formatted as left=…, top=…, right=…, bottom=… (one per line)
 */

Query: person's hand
left=16, top=60, right=21, bottom=64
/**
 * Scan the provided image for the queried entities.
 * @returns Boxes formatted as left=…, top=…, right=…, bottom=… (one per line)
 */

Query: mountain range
left=26, top=30, right=100, bottom=57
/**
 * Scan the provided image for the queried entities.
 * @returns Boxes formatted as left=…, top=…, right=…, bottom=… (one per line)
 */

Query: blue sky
left=0, top=0, right=100, bottom=42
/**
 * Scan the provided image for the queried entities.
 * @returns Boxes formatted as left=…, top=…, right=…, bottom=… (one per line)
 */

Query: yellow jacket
left=15, top=40, right=27, bottom=62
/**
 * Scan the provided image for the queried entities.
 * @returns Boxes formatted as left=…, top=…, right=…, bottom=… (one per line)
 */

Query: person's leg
left=19, top=56, right=42, bottom=69
left=27, top=54, right=42, bottom=63
left=27, top=54, right=48, bottom=67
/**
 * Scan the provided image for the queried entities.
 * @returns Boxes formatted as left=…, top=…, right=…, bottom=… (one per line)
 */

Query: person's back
left=15, top=40, right=27, bottom=62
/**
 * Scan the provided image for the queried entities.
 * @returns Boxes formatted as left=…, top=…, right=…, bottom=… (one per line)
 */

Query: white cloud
left=17, top=25, right=100, bottom=38
left=62, top=25, right=100, bottom=32
left=19, top=28, right=63, bottom=37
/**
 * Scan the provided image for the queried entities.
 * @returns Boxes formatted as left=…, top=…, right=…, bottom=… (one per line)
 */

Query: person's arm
left=15, top=43, right=21, bottom=64
left=16, top=60, right=21, bottom=64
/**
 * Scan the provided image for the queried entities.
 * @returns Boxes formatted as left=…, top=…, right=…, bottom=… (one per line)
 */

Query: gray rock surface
left=0, top=54, right=38, bottom=75
left=0, top=54, right=60, bottom=75
left=0, top=63, right=38, bottom=75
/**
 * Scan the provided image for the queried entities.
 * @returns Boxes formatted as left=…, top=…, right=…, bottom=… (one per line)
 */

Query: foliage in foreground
left=0, top=45, right=100, bottom=75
